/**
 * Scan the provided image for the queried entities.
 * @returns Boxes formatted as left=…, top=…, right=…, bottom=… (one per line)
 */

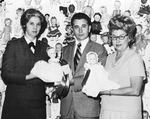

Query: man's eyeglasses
left=111, top=35, right=127, bottom=41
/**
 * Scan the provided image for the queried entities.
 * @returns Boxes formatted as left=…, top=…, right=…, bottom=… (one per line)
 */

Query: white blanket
left=31, top=60, right=63, bottom=82
left=82, top=63, right=120, bottom=97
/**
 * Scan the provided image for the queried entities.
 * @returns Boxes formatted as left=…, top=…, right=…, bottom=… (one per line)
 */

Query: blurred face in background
left=51, top=18, right=57, bottom=27
left=24, top=0, right=32, bottom=6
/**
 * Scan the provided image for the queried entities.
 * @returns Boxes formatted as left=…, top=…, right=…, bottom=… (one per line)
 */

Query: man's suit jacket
left=61, top=40, right=107, bottom=117
left=1, top=37, right=49, bottom=119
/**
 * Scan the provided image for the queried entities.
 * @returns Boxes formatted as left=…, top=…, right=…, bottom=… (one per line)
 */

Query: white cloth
left=82, top=63, right=120, bottom=97
left=31, top=60, right=63, bottom=82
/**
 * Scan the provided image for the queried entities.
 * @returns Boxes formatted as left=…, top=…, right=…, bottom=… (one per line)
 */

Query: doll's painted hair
left=93, top=12, right=102, bottom=19
left=51, top=16, right=57, bottom=22
left=16, top=8, right=25, bottom=14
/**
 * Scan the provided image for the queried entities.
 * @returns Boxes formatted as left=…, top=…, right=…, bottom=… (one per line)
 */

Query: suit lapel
left=69, top=42, right=76, bottom=74
left=74, top=40, right=93, bottom=76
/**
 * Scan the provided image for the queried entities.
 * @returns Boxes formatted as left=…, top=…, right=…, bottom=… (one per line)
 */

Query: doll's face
left=124, top=11, right=130, bottom=17
left=55, top=44, right=62, bottom=52
left=100, top=6, right=107, bottom=14
left=67, top=27, right=72, bottom=34
left=114, top=1, right=121, bottom=9
left=87, top=53, right=98, bottom=65
left=47, top=49, right=56, bottom=58
left=24, top=0, right=32, bottom=6
left=34, top=0, right=41, bottom=5
left=5, top=19, right=11, bottom=26
left=90, top=34, right=97, bottom=42
left=17, top=10, right=24, bottom=17
left=45, top=15, right=50, bottom=21
left=94, top=14, right=101, bottom=22
left=143, top=111, right=149, bottom=119
left=101, top=36, right=109, bottom=44
left=88, top=0, right=95, bottom=6
left=51, top=18, right=57, bottom=27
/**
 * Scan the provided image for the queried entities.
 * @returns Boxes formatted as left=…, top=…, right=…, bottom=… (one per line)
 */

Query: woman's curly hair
left=108, top=15, right=137, bottom=47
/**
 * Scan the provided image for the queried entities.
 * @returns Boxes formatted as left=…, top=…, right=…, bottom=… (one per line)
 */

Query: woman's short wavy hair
left=108, top=15, right=137, bottom=47
left=21, top=8, right=47, bottom=38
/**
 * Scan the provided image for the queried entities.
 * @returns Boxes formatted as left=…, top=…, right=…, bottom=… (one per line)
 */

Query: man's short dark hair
left=71, top=12, right=91, bottom=26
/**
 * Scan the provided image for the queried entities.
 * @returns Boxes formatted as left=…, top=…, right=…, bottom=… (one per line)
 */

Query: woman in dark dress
left=1, top=8, right=49, bottom=119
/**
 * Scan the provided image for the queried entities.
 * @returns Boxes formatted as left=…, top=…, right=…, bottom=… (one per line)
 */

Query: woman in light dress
left=99, top=15, right=146, bottom=119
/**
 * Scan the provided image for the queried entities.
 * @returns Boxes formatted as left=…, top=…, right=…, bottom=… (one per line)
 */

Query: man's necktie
left=28, top=42, right=35, bottom=52
left=74, top=43, right=81, bottom=71
left=82, top=69, right=91, bottom=86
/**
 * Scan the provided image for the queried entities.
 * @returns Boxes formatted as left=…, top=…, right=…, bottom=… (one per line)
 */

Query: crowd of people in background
left=0, top=0, right=150, bottom=119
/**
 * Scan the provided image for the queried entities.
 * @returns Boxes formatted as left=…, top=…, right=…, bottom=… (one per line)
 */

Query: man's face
left=72, top=19, right=91, bottom=41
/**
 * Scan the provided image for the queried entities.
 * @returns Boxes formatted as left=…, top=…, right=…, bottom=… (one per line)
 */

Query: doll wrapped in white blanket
left=82, top=51, right=120, bottom=97
left=31, top=48, right=63, bottom=83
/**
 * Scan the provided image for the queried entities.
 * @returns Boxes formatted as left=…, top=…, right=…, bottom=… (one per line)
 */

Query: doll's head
left=45, top=13, right=50, bottom=21
left=68, top=4, right=75, bottom=14
left=55, top=42, right=62, bottom=52
left=86, top=51, right=98, bottom=66
left=90, top=33, right=97, bottom=42
left=100, top=6, right=107, bottom=14
left=114, top=0, right=121, bottom=10
left=65, top=24, right=73, bottom=34
left=143, top=110, right=149, bottom=119
left=88, top=0, right=95, bottom=7
left=51, top=16, right=57, bottom=27
left=47, top=47, right=56, bottom=59
left=16, top=8, right=25, bottom=17
left=34, top=0, right=42, bottom=5
left=93, top=12, right=102, bottom=22
left=124, top=10, right=131, bottom=17
left=136, top=24, right=143, bottom=35
left=4, top=18, right=12, bottom=26
left=101, top=32, right=110, bottom=44
left=82, top=6, right=94, bottom=19
left=24, top=0, right=32, bottom=6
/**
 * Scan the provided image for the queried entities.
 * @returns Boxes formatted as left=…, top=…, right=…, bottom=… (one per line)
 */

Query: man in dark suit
left=60, top=13, right=108, bottom=119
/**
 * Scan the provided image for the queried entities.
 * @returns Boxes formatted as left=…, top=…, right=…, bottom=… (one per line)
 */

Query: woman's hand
left=26, top=73, right=37, bottom=80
